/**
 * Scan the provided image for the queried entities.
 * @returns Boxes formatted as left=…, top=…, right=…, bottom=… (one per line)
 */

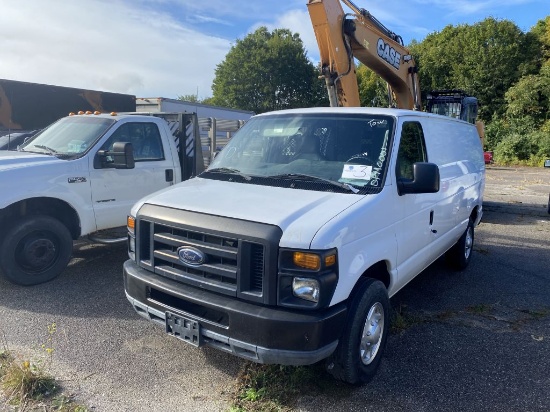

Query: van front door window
left=396, top=122, right=427, bottom=180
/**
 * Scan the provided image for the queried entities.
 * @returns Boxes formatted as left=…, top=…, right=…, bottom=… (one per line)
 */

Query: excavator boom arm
left=307, top=0, right=421, bottom=110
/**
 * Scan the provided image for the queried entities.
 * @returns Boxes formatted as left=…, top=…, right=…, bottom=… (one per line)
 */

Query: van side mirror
left=544, top=159, right=550, bottom=168
left=94, top=142, right=135, bottom=169
left=398, top=162, right=440, bottom=195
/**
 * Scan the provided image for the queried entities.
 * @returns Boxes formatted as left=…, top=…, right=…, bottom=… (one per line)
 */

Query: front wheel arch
left=0, top=197, right=81, bottom=242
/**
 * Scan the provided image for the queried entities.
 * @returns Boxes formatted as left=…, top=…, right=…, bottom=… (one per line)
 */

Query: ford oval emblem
left=177, top=246, right=206, bottom=266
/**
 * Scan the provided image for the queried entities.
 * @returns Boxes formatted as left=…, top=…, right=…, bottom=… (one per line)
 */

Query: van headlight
left=278, top=248, right=338, bottom=309
left=292, top=277, right=320, bottom=303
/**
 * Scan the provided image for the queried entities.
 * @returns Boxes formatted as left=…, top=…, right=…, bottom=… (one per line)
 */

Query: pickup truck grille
left=136, top=205, right=282, bottom=304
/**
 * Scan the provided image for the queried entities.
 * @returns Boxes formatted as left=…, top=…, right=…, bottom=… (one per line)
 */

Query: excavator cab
left=426, top=90, right=479, bottom=124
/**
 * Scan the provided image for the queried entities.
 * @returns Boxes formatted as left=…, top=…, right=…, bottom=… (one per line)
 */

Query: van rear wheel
left=446, top=218, right=474, bottom=270
left=0, top=216, right=73, bottom=286
left=326, top=278, right=389, bottom=384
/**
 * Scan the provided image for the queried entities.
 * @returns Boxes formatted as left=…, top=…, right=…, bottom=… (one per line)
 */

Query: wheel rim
left=360, top=302, right=385, bottom=365
left=464, top=227, right=473, bottom=260
left=15, top=231, right=59, bottom=273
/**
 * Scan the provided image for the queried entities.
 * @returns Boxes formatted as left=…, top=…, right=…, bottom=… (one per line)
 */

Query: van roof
left=255, top=107, right=470, bottom=123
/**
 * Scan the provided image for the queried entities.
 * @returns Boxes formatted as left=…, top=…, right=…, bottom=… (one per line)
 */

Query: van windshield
left=205, top=113, right=395, bottom=191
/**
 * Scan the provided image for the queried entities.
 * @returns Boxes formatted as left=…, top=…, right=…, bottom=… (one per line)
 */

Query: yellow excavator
left=307, top=0, right=484, bottom=139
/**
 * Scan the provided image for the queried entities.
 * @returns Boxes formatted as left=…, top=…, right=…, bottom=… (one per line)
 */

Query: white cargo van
left=123, top=107, right=485, bottom=384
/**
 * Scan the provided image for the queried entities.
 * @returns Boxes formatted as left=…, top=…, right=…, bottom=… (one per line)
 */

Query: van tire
left=446, top=219, right=474, bottom=270
left=0, top=216, right=73, bottom=286
left=326, top=278, right=389, bottom=385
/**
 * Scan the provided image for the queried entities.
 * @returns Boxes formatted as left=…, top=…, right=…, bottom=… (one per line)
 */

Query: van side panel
left=420, top=117, right=485, bottom=260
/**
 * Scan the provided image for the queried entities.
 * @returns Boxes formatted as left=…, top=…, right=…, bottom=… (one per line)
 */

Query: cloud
left=173, top=0, right=302, bottom=23
left=97, top=73, right=145, bottom=95
left=274, top=10, right=319, bottom=60
left=0, top=0, right=231, bottom=99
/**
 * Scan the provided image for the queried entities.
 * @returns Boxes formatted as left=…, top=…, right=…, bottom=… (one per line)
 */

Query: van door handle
left=429, top=210, right=437, bottom=233
left=165, top=169, right=174, bottom=182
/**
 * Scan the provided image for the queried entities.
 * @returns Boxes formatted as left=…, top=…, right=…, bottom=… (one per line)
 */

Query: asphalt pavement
left=0, top=166, right=549, bottom=411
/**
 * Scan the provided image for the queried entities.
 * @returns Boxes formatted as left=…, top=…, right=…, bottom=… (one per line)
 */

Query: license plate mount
left=165, top=312, right=203, bottom=347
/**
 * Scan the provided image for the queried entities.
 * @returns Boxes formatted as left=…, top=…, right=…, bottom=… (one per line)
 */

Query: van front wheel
left=446, top=219, right=474, bottom=270
left=327, top=278, right=390, bottom=384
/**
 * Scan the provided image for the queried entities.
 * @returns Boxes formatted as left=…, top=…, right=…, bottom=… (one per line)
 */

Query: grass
left=230, top=362, right=353, bottom=412
left=391, top=304, right=424, bottom=333
left=473, top=246, right=490, bottom=255
left=1, top=355, right=58, bottom=407
left=520, top=308, right=549, bottom=320
left=0, top=326, right=89, bottom=412
left=466, top=303, right=493, bottom=315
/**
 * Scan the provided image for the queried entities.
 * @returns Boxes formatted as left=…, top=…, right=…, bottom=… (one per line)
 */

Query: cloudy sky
left=1, top=0, right=548, bottom=100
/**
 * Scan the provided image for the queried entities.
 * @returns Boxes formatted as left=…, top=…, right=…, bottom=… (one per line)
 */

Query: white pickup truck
left=0, top=111, right=247, bottom=285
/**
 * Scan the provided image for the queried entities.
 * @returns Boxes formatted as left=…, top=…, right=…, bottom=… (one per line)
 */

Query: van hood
left=0, top=150, right=63, bottom=171
left=137, top=177, right=364, bottom=249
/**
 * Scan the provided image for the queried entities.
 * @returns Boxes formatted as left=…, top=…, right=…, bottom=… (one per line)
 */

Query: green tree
left=531, top=16, right=550, bottom=61
left=177, top=94, right=200, bottom=103
left=210, top=27, right=327, bottom=113
left=410, top=18, right=536, bottom=121
left=356, top=64, right=389, bottom=107
left=201, top=96, right=215, bottom=106
left=505, top=16, right=550, bottom=128
left=505, top=64, right=550, bottom=127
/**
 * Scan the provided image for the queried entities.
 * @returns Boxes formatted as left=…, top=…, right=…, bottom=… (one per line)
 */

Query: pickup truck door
left=89, top=121, right=177, bottom=231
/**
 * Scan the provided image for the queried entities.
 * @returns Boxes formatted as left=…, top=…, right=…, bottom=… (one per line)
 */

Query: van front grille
left=135, top=206, right=282, bottom=305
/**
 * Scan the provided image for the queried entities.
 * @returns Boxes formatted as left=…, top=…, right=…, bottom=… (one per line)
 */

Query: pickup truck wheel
left=0, top=216, right=73, bottom=286
left=446, top=219, right=474, bottom=270
left=327, top=278, right=389, bottom=384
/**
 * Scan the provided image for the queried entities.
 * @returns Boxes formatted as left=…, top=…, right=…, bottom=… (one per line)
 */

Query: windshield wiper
left=266, top=173, right=360, bottom=193
left=33, top=144, right=58, bottom=155
left=204, top=167, right=252, bottom=181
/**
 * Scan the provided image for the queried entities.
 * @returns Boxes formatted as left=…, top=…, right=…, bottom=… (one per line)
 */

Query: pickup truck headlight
left=127, top=215, right=136, bottom=260
left=278, top=248, right=338, bottom=309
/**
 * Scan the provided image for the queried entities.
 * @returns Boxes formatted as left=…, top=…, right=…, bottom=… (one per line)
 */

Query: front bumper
left=123, top=259, right=347, bottom=365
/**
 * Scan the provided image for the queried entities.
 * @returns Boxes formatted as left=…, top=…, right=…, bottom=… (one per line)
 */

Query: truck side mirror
left=397, top=162, right=440, bottom=195
left=94, top=142, right=135, bottom=169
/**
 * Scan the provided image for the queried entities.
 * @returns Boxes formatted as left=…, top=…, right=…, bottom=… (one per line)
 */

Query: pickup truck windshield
left=206, top=113, right=395, bottom=190
left=20, top=116, right=116, bottom=156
